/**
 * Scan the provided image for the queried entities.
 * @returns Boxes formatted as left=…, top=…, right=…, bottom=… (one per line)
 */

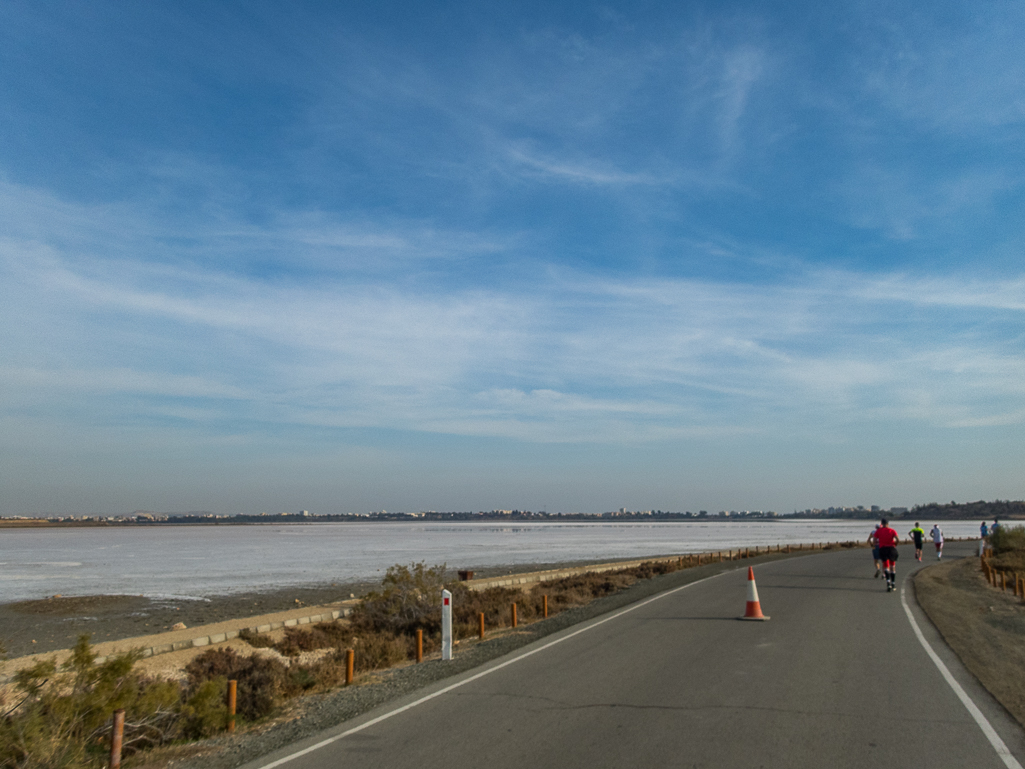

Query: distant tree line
left=908, top=500, right=1025, bottom=520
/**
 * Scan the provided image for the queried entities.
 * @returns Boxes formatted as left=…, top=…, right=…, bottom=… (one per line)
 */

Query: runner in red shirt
left=875, top=518, right=900, bottom=592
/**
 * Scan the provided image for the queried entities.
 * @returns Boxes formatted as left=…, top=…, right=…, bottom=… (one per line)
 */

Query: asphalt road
left=244, top=542, right=1025, bottom=769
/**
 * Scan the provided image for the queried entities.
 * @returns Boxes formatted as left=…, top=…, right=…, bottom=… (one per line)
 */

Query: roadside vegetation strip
left=0, top=542, right=852, bottom=769
left=914, top=532, right=1025, bottom=730
left=980, top=526, right=1025, bottom=595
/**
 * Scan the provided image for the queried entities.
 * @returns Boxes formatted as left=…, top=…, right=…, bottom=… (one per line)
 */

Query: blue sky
left=2, top=0, right=1024, bottom=516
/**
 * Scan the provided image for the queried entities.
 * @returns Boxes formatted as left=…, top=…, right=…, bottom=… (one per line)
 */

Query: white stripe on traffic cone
left=739, top=566, right=769, bottom=621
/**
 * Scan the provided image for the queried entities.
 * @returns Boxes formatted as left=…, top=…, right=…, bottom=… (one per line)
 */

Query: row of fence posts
left=110, top=537, right=943, bottom=761
left=981, top=550, right=1025, bottom=599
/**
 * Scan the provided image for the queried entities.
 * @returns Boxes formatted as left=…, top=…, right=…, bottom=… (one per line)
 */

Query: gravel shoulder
left=914, top=554, right=1025, bottom=727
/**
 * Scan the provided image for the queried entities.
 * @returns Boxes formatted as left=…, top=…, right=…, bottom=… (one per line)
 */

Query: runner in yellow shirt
left=908, top=522, right=925, bottom=562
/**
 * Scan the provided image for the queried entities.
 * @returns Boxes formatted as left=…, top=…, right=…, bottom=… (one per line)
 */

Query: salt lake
left=0, top=519, right=985, bottom=603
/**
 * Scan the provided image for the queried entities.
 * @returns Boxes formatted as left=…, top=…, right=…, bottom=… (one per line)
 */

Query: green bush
left=989, top=525, right=1025, bottom=574
left=185, top=647, right=296, bottom=722
left=0, top=635, right=181, bottom=769
left=178, top=678, right=228, bottom=739
left=989, top=525, right=1025, bottom=554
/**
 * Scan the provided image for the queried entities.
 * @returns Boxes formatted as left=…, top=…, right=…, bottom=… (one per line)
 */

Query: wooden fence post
left=345, top=649, right=354, bottom=685
left=543, top=595, right=548, bottom=618
left=110, top=709, right=125, bottom=769
left=226, top=679, right=237, bottom=733
left=416, top=629, right=423, bottom=663
left=511, top=602, right=518, bottom=628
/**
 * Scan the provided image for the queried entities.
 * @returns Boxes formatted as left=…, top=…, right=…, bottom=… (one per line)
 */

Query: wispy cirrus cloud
left=4, top=188, right=1025, bottom=448
left=858, top=4, right=1025, bottom=132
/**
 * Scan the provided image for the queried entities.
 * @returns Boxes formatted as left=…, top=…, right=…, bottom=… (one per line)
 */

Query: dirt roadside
left=914, top=554, right=1025, bottom=727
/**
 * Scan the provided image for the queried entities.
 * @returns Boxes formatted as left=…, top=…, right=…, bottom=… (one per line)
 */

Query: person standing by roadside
left=868, top=524, right=882, bottom=578
left=908, top=522, right=925, bottom=562
left=981, top=521, right=989, bottom=538
left=876, top=519, right=900, bottom=592
left=930, top=524, right=944, bottom=559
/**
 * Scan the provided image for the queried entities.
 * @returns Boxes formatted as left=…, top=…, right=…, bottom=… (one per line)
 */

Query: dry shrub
left=542, top=571, right=637, bottom=612
left=353, top=634, right=407, bottom=672
left=350, top=562, right=447, bottom=637
left=448, top=584, right=522, bottom=629
left=992, top=553, right=1025, bottom=574
left=296, top=633, right=408, bottom=684
left=990, top=526, right=1025, bottom=574
left=288, top=667, right=318, bottom=692
left=185, top=648, right=295, bottom=722
left=441, top=564, right=675, bottom=635
left=274, top=622, right=354, bottom=657
left=184, top=647, right=237, bottom=681
left=990, top=525, right=1025, bottom=554
left=302, top=651, right=349, bottom=688
left=401, top=629, right=441, bottom=656
left=238, top=628, right=275, bottom=648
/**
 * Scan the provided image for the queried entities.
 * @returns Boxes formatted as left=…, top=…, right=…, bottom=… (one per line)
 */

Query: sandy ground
left=914, top=554, right=1025, bottom=727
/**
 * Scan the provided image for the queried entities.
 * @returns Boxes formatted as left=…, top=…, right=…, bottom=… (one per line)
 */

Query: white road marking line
left=901, top=583, right=1023, bottom=769
left=252, top=571, right=725, bottom=769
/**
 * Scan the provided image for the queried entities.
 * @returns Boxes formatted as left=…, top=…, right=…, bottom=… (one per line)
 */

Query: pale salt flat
left=0, top=519, right=982, bottom=603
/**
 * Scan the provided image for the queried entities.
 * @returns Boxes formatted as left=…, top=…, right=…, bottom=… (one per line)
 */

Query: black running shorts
left=879, top=546, right=899, bottom=564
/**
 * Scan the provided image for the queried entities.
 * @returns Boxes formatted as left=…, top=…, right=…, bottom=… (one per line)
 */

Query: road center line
left=900, top=583, right=1023, bottom=769
left=253, top=570, right=726, bottom=769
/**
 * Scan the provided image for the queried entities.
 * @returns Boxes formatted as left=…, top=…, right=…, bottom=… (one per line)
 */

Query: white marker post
left=441, top=589, right=453, bottom=661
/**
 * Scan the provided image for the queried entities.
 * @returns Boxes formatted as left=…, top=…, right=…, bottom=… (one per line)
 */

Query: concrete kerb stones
left=91, top=608, right=352, bottom=665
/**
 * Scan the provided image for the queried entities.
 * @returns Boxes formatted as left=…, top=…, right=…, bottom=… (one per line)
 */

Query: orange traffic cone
left=739, top=566, right=770, bottom=621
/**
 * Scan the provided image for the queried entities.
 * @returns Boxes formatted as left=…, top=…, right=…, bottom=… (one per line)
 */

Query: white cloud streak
left=3, top=188, right=1024, bottom=447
